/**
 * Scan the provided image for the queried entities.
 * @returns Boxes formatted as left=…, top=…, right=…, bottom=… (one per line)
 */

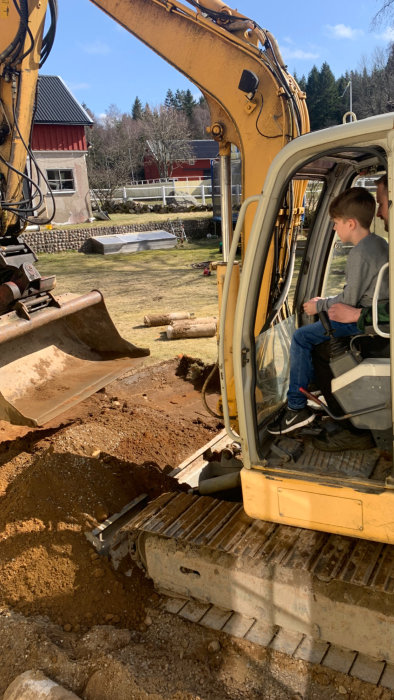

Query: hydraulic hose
left=0, top=0, right=28, bottom=64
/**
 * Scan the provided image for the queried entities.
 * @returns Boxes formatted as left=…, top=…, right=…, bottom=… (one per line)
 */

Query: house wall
left=31, top=124, right=88, bottom=151
left=32, top=151, right=93, bottom=225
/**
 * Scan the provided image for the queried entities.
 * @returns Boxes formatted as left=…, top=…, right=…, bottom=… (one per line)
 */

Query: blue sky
left=42, top=0, right=393, bottom=117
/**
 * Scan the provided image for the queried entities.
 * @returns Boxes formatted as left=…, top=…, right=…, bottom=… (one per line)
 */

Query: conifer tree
left=318, top=62, right=339, bottom=127
left=182, top=89, right=196, bottom=118
left=132, top=96, right=143, bottom=120
left=306, top=63, right=339, bottom=130
left=164, top=89, right=176, bottom=108
left=294, top=72, right=307, bottom=94
left=305, top=66, right=320, bottom=130
left=174, top=89, right=184, bottom=111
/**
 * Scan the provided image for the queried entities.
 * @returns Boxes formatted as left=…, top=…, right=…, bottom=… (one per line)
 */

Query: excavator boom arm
left=89, top=0, right=310, bottom=365
left=0, top=0, right=49, bottom=234
left=90, top=0, right=309, bottom=214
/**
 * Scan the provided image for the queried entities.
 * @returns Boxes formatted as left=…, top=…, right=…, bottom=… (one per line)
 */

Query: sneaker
left=312, top=428, right=374, bottom=452
left=267, top=406, right=316, bottom=435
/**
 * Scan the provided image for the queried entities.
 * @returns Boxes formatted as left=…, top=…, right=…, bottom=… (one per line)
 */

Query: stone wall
left=22, top=217, right=213, bottom=254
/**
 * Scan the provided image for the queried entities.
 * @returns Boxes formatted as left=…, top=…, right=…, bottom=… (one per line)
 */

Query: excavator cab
left=225, top=113, right=394, bottom=545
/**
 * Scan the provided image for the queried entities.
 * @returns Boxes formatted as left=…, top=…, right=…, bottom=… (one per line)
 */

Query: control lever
left=318, top=310, right=334, bottom=337
left=318, top=309, right=349, bottom=360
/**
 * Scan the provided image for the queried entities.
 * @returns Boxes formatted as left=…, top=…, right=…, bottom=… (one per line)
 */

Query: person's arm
left=315, top=245, right=375, bottom=313
left=327, top=302, right=390, bottom=330
left=328, top=303, right=361, bottom=323
left=303, top=297, right=321, bottom=315
left=318, top=236, right=389, bottom=314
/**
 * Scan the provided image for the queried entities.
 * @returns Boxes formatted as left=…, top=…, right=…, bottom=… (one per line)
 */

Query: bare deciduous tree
left=87, top=107, right=145, bottom=207
left=85, top=90, right=210, bottom=206
left=190, top=101, right=211, bottom=139
left=351, top=46, right=394, bottom=118
left=142, top=106, right=194, bottom=180
left=372, top=0, right=394, bottom=27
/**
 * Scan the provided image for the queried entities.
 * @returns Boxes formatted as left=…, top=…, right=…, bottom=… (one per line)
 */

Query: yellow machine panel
left=241, top=467, right=394, bottom=544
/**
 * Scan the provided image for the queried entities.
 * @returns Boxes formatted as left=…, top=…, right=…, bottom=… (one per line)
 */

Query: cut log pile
left=143, top=312, right=217, bottom=339
left=143, top=312, right=194, bottom=327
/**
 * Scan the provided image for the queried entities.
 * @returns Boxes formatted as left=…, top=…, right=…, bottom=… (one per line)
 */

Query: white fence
left=92, top=178, right=242, bottom=206
left=128, top=175, right=206, bottom=185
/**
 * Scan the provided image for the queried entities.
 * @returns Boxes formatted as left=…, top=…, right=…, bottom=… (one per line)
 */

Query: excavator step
left=115, top=492, right=394, bottom=665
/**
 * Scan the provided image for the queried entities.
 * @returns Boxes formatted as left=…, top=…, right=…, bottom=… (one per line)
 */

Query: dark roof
left=34, top=75, right=93, bottom=126
left=145, top=138, right=220, bottom=160
left=190, top=140, right=219, bottom=159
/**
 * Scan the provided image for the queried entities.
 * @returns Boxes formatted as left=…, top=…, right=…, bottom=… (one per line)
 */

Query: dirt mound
left=176, top=354, right=220, bottom=392
left=0, top=358, right=386, bottom=699
left=0, top=358, right=221, bottom=632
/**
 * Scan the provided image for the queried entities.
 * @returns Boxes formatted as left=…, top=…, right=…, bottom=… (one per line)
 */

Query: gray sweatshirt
left=316, top=232, right=389, bottom=313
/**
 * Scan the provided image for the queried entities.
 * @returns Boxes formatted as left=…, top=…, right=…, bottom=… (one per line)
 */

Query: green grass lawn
left=37, top=240, right=223, bottom=365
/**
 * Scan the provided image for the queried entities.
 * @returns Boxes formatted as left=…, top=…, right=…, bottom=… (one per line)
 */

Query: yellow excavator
left=0, top=0, right=308, bottom=425
left=2, top=0, right=394, bottom=671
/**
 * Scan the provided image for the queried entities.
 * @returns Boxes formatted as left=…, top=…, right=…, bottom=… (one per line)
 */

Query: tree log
left=3, top=670, right=80, bottom=699
left=144, top=311, right=193, bottom=327
left=171, top=316, right=217, bottom=328
left=166, top=322, right=217, bottom=339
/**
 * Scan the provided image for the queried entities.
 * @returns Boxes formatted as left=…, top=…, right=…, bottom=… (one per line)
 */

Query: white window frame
left=46, top=168, right=76, bottom=193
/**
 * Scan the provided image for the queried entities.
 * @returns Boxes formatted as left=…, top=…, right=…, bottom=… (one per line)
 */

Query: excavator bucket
left=0, top=290, right=149, bottom=426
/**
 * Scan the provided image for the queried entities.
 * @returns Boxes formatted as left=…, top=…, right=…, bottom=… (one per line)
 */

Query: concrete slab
left=90, top=230, right=177, bottom=255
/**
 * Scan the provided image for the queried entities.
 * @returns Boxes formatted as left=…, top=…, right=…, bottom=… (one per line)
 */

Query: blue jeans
left=287, top=320, right=360, bottom=410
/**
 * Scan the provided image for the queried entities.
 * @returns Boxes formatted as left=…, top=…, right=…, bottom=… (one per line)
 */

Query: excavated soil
left=0, top=357, right=391, bottom=699
left=0, top=357, right=220, bottom=631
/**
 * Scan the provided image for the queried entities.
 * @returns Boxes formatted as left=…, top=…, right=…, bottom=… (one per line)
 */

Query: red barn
left=144, top=139, right=219, bottom=181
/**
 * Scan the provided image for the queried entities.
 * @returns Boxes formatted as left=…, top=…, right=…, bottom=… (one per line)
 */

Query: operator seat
left=310, top=261, right=391, bottom=433
left=312, top=333, right=390, bottom=421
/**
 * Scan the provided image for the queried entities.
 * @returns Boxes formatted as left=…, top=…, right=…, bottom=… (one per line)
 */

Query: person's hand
left=303, top=297, right=321, bottom=315
left=328, top=303, right=361, bottom=323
